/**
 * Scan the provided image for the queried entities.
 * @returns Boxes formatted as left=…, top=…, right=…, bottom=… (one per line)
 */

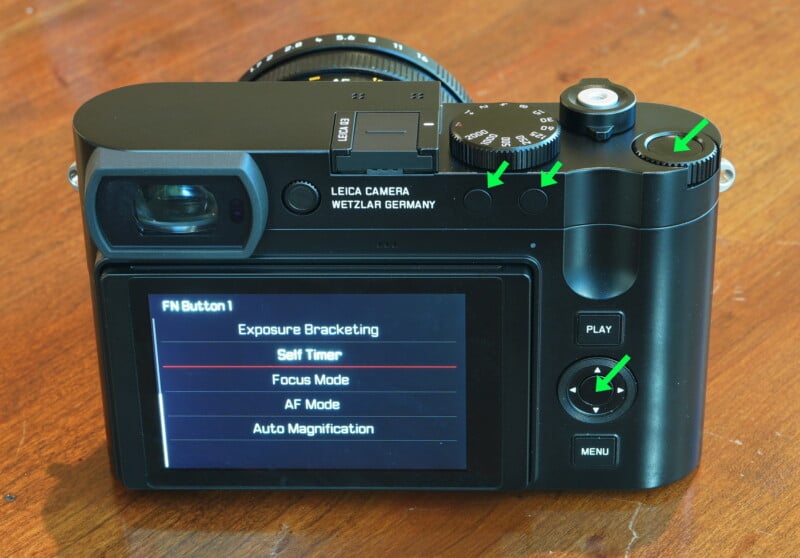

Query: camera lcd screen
left=147, top=293, right=467, bottom=470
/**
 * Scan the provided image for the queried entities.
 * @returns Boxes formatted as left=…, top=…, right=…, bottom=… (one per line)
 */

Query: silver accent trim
left=719, top=158, right=735, bottom=192
left=67, top=162, right=79, bottom=191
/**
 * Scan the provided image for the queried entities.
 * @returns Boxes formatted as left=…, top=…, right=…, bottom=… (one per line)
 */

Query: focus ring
left=250, top=51, right=444, bottom=87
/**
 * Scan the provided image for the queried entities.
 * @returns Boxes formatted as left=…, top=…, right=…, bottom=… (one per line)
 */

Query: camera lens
left=134, top=184, right=218, bottom=234
left=240, top=33, right=470, bottom=104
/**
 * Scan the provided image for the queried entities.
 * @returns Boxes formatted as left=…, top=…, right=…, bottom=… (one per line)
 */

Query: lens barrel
left=240, top=33, right=470, bottom=104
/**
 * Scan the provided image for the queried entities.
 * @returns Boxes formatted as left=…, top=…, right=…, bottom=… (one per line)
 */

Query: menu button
left=573, top=435, right=618, bottom=467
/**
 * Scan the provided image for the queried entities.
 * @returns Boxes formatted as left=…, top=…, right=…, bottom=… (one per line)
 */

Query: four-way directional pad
left=558, top=357, right=637, bottom=423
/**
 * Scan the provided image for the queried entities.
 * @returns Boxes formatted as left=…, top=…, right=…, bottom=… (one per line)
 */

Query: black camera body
left=73, top=38, right=723, bottom=490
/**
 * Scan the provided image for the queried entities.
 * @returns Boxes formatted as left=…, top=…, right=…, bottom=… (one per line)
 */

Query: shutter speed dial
left=449, top=103, right=560, bottom=171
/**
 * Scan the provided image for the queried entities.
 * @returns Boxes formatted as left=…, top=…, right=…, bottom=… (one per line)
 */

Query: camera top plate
left=74, top=80, right=722, bottom=247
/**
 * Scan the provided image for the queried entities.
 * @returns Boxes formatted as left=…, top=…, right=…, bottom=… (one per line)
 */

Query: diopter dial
left=449, top=103, right=561, bottom=171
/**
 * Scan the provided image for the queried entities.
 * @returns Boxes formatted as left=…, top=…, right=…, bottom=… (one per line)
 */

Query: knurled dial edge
left=449, top=103, right=561, bottom=171
left=633, top=131, right=719, bottom=185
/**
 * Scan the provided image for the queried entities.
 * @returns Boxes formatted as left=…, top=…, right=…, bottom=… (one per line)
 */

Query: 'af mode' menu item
left=148, top=293, right=466, bottom=470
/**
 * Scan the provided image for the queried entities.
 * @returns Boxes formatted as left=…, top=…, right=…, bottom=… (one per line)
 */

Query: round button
left=519, top=188, right=548, bottom=215
left=463, top=188, right=492, bottom=214
left=283, top=181, right=320, bottom=214
left=558, top=357, right=637, bottom=423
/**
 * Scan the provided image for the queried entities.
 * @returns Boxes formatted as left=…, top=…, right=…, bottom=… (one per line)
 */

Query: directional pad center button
left=559, top=357, right=637, bottom=423
left=578, top=375, right=615, bottom=407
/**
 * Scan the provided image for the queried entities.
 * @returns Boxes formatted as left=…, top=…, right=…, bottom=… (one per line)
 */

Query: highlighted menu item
left=148, top=293, right=467, bottom=470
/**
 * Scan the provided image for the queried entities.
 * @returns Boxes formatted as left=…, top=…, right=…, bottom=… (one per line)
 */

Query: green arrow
left=595, top=354, right=631, bottom=392
left=673, top=118, right=709, bottom=152
left=486, top=160, right=509, bottom=188
left=540, top=160, right=562, bottom=187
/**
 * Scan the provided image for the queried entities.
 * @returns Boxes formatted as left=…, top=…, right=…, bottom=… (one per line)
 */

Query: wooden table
left=1, top=1, right=798, bottom=555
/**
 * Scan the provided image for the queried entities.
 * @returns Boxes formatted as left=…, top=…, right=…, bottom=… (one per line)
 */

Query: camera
left=72, top=34, right=730, bottom=490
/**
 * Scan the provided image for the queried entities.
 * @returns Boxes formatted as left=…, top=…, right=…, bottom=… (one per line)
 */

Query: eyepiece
left=83, top=149, right=267, bottom=260
left=134, top=184, right=218, bottom=234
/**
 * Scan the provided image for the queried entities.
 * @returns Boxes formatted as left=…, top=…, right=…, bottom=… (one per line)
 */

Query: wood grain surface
left=1, top=0, right=798, bottom=556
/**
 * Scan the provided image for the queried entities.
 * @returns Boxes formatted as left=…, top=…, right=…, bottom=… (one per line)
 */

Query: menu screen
left=147, top=293, right=467, bottom=470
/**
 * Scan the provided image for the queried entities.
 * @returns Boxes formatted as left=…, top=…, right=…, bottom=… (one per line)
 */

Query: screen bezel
left=124, top=273, right=521, bottom=488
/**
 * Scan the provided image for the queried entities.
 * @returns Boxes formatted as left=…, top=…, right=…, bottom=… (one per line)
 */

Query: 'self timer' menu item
left=148, top=293, right=467, bottom=470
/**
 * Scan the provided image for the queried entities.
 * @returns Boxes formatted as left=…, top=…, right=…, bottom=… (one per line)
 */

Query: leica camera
left=71, top=34, right=732, bottom=490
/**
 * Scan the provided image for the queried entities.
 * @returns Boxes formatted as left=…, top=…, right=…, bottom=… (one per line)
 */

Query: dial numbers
left=449, top=104, right=561, bottom=171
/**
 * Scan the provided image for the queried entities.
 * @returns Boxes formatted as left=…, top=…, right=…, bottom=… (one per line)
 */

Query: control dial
left=633, top=130, right=719, bottom=185
left=558, top=357, right=637, bottom=424
left=449, top=103, right=560, bottom=170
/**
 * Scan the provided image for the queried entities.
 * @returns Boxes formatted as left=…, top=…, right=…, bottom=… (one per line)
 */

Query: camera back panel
left=74, top=80, right=721, bottom=490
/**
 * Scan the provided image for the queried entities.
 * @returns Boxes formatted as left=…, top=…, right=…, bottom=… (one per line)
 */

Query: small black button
left=519, top=188, right=548, bottom=215
left=283, top=181, right=320, bottom=214
left=576, top=312, right=623, bottom=345
left=573, top=436, right=618, bottom=467
left=463, top=189, right=492, bottom=214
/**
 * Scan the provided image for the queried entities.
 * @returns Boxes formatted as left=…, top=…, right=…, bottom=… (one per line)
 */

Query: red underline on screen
left=162, top=365, right=458, bottom=369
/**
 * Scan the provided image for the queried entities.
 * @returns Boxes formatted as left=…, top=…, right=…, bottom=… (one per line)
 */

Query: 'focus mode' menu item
left=148, top=293, right=467, bottom=470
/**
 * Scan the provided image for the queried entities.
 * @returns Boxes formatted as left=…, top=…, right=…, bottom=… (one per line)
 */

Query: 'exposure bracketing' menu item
left=148, top=293, right=467, bottom=470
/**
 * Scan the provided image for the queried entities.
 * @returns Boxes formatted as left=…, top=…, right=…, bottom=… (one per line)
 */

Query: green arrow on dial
left=595, top=354, right=631, bottom=392
left=673, top=118, right=709, bottom=152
